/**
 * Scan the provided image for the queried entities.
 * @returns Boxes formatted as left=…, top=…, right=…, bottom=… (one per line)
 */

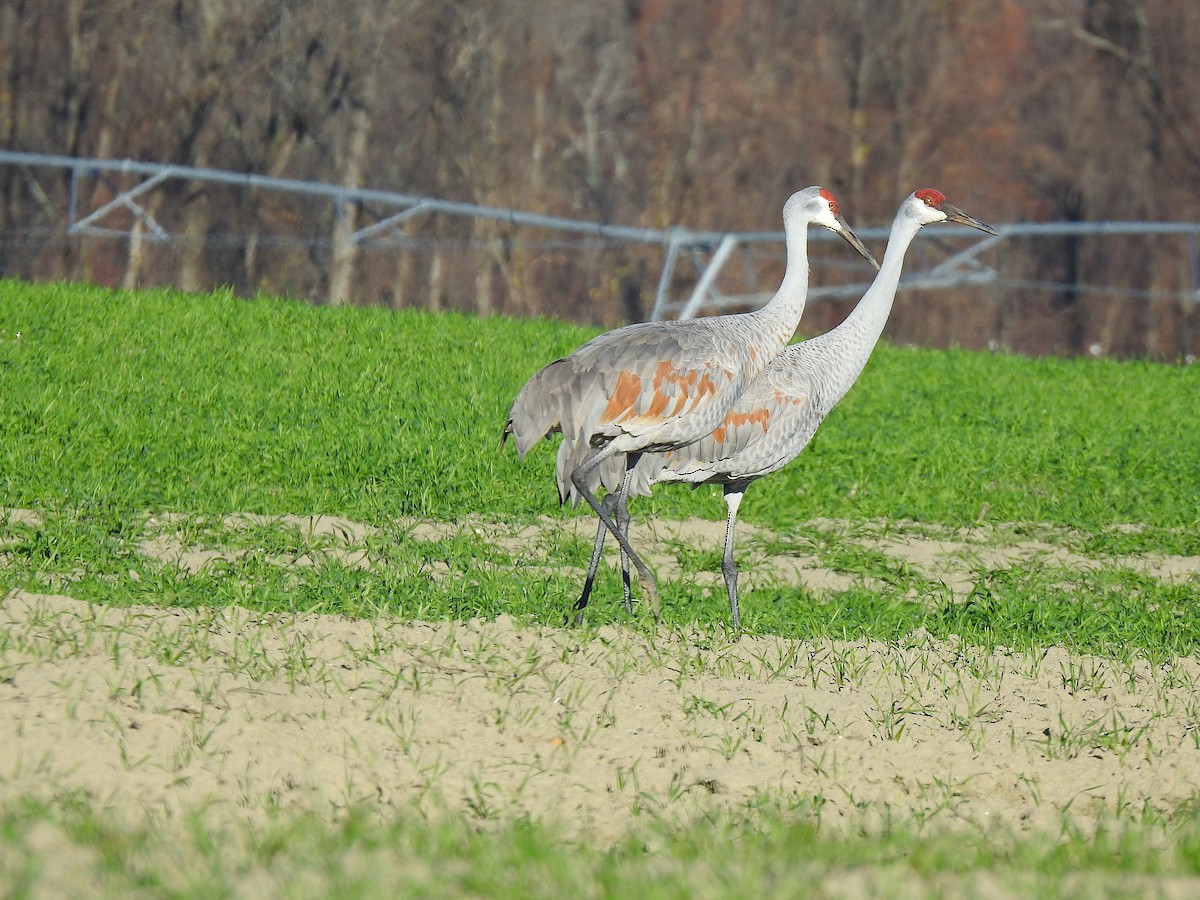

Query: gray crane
left=573, top=188, right=997, bottom=628
left=502, top=187, right=877, bottom=620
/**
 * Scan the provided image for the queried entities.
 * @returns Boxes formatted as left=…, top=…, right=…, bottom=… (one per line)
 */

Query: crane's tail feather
left=503, top=359, right=572, bottom=458
left=555, top=439, right=626, bottom=507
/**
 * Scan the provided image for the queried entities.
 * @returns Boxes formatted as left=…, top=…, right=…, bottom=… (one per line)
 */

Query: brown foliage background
left=2, top=0, right=1199, bottom=357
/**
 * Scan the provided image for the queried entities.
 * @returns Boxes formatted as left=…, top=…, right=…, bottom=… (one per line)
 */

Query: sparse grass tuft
left=5, top=795, right=1200, bottom=897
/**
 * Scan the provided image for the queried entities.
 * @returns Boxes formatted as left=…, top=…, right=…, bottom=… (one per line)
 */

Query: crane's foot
left=567, top=594, right=589, bottom=628
left=640, top=576, right=661, bottom=625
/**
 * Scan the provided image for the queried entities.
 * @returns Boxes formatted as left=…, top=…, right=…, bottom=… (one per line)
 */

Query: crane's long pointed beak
left=833, top=215, right=880, bottom=270
left=942, top=203, right=999, bottom=236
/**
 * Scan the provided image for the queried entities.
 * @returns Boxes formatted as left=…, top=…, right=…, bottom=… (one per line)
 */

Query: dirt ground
left=3, top=512, right=1200, bottom=853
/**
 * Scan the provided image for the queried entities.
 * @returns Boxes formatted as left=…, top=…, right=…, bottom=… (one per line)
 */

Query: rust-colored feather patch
left=601, top=369, right=642, bottom=423
left=712, top=407, right=771, bottom=444
left=652, top=360, right=696, bottom=392
left=645, top=387, right=669, bottom=417
left=601, top=361, right=728, bottom=429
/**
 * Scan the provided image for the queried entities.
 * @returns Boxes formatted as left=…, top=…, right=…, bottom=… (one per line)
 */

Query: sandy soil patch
left=4, top=505, right=1200, bottom=882
left=127, top=510, right=1200, bottom=605
left=4, top=586, right=1200, bottom=848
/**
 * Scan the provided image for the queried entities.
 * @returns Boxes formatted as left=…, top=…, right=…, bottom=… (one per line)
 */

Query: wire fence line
left=2, top=151, right=1199, bottom=357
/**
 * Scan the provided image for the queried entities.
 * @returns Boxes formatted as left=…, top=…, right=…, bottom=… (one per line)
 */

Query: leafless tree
left=2, top=0, right=1199, bottom=357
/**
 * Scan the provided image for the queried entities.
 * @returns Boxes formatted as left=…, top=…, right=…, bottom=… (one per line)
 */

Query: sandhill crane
left=502, top=187, right=877, bottom=620
left=574, top=189, right=997, bottom=628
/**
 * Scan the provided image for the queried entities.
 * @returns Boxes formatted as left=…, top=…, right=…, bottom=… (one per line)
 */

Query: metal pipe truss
left=3, top=150, right=1199, bottom=320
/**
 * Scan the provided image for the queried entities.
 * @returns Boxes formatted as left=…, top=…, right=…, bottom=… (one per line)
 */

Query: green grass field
left=1, top=278, right=1197, bottom=649
left=3, top=279, right=1197, bottom=530
left=2, top=278, right=1200, bottom=896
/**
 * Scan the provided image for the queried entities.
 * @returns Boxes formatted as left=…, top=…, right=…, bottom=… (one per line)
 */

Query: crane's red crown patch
left=915, top=188, right=946, bottom=208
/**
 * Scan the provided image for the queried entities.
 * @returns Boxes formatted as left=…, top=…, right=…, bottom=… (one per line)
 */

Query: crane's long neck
left=756, top=217, right=812, bottom=346
left=812, top=211, right=923, bottom=404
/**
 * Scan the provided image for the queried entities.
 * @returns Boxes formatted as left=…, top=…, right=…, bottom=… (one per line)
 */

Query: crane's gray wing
left=504, top=320, right=748, bottom=457
left=628, top=348, right=825, bottom=492
left=558, top=317, right=753, bottom=450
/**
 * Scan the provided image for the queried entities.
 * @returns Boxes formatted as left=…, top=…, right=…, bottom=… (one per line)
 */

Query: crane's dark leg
left=721, top=485, right=746, bottom=630
left=609, top=454, right=639, bottom=615
left=615, top=485, right=634, bottom=613
left=576, top=494, right=635, bottom=621
left=571, top=444, right=660, bottom=622
left=573, top=457, right=640, bottom=624
left=572, top=493, right=618, bottom=626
